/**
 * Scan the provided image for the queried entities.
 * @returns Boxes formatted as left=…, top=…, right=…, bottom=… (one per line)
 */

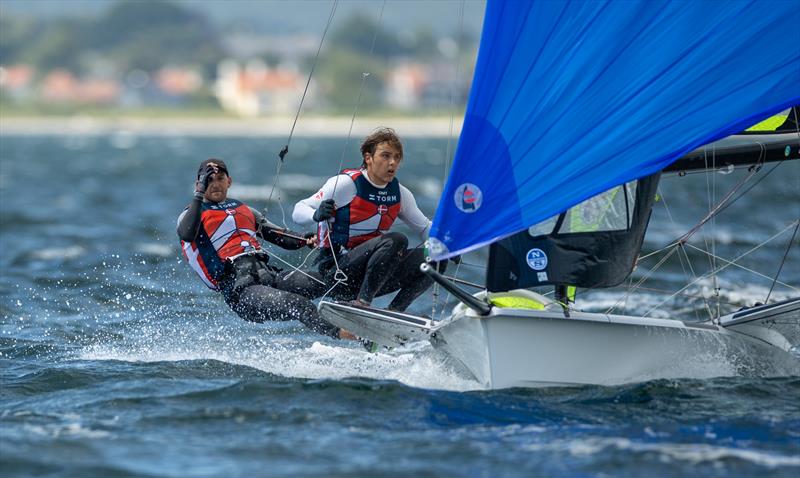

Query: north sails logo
left=454, top=183, right=482, bottom=213
left=526, top=248, right=548, bottom=271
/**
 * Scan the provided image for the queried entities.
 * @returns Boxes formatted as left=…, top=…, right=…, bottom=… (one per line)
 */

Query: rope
left=432, top=0, right=468, bottom=320
left=265, top=247, right=326, bottom=286
left=605, top=246, right=678, bottom=314
left=765, top=220, right=799, bottom=303
left=323, top=0, right=387, bottom=289
left=683, top=240, right=798, bottom=291
left=265, top=0, right=339, bottom=217
left=677, top=146, right=765, bottom=245
left=642, top=221, right=800, bottom=317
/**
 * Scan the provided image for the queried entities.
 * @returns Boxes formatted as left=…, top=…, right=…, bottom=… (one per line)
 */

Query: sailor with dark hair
left=177, top=158, right=344, bottom=338
left=293, top=128, right=449, bottom=311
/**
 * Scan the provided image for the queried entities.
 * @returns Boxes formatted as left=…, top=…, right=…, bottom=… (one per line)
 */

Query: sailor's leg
left=381, top=247, right=446, bottom=312
left=324, top=232, right=408, bottom=304
left=229, top=284, right=340, bottom=338
left=349, top=232, right=408, bottom=304
left=274, top=269, right=327, bottom=299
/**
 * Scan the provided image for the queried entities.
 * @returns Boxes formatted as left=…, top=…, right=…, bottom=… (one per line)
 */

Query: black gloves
left=304, top=231, right=318, bottom=249
left=194, top=163, right=216, bottom=199
left=312, top=199, right=336, bottom=222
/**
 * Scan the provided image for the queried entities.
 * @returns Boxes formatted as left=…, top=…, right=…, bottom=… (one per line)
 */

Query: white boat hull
left=433, top=305, right=800, bottom=389
left=317, top=292, right=800, bottom=389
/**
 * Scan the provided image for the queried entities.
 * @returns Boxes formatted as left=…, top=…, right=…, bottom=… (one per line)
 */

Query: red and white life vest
left=180, top=199, right=260, bottom=290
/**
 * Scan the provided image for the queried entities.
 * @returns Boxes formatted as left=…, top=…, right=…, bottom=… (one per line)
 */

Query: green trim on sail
left=746, top=113, right=788, bottom=131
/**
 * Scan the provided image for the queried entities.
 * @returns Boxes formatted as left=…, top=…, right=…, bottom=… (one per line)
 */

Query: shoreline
left=0, top=115, right=464, bottom=138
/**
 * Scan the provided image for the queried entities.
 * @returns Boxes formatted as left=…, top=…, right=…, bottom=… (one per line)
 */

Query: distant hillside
left=0, top=0, right=485, bottom=37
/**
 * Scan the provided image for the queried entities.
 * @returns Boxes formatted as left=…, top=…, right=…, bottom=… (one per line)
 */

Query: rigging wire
left=765, top=220, right=799, bottom=303
left=677, top=147, right=766, bottom=245
left=433, top=0, right=468, bottom=321
left=704, top=142, right=721, bottom=317
left=641, top=221, right=800, bottom=317
left=619, top=164, right=793, bottom=318
left=683, top=240, right=798, bottom=292
left=678, top=243, right=715, bottom=322
left=762, top=105, right=800, bottom=304
left=265, top=0, right=339, bottom=221
left=319, top=0, right=388, bottom=301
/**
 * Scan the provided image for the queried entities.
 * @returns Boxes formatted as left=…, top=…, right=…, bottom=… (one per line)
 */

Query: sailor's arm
left=292, top=175, right=356, bottom=225
left=398, top=184, right=432, bottom=239
left=176, top=197, right=203, bottom=242
left=250, top=207, right=311, bottom=250
left=177, top=164, right=216, bottom=242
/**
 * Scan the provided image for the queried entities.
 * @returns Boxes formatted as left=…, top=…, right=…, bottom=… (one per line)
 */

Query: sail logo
left=526, top=248, right=548, bottom=271
left=454, top=183, right=482, bottom=213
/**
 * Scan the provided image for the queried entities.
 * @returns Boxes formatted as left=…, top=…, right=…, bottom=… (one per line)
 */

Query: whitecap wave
left=134, top=243, right=174, bottom=257
left=79, top=320, right=480, bottom=392
left=523, top=437, right=800, bottom=468
left=32, top=246, right=86, bottom=260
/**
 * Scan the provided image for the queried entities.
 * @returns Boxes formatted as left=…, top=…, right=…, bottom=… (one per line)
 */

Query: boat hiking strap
left=489, top=296, right=545, bottom=310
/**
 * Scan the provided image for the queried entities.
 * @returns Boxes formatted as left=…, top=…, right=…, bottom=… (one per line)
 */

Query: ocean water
left=1, top=133, right=798, bottom=477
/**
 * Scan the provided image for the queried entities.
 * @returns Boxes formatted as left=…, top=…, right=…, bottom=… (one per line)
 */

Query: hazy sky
left=1, top=0, right=487, bottom=37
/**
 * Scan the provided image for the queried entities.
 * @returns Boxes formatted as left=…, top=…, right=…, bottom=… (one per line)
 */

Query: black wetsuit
left=177, top=196, right=338, bottom=337
left=316, top=231, right=445, bottom=311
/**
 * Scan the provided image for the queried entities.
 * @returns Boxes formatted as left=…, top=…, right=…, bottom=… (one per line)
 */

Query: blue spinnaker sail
left=429, top=0, right=800, bottom=260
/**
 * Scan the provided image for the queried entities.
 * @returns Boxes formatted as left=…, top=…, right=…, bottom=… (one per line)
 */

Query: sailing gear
left=294, top=167, right=436, bottom=311
left=312, top=199, right=336, bottom=222
left=180, top=199, right=261, bottom=289
left=218, top=255, right=336, bottom=337
left=322, top=169, right=402, bottom=249
left=320, top=233, right=445, bottom=311
left=195, top=163, right=216, bottom=199
left=177, top=195, right=338, bottom=337
left=293, top=168, right=431, bottom=241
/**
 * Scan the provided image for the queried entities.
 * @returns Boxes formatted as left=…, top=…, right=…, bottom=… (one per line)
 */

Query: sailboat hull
left=433, top=308, right=800, bottom=389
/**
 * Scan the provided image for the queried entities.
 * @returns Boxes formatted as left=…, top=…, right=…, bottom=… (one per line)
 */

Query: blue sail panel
left=429, top=0, right=800, bottom=260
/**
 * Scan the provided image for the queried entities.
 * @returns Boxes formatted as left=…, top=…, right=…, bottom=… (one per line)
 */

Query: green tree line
left=1, top=0, right=475, bottom=112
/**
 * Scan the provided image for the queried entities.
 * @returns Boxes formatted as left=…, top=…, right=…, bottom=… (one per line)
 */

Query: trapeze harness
left=320, top=169, right=402, bottom=251
left=180, top=199, right=268, bottom=292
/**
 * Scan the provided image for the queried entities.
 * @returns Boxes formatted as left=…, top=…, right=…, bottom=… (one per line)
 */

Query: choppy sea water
left=1, top=133, right=798, bottom=477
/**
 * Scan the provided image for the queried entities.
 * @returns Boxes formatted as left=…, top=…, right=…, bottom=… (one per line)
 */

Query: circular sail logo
left=454, top=183, right=482, bottom=213
left=526, top=248, right=548, bottom=271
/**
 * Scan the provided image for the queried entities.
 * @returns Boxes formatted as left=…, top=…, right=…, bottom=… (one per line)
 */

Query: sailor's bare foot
left=346, top=299, right=371, bottom=308
left=338, top=329, right=359, bottom=340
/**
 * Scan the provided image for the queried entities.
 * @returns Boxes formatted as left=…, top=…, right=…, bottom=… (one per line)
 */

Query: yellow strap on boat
left=489, top=296, right=545, bottom=310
